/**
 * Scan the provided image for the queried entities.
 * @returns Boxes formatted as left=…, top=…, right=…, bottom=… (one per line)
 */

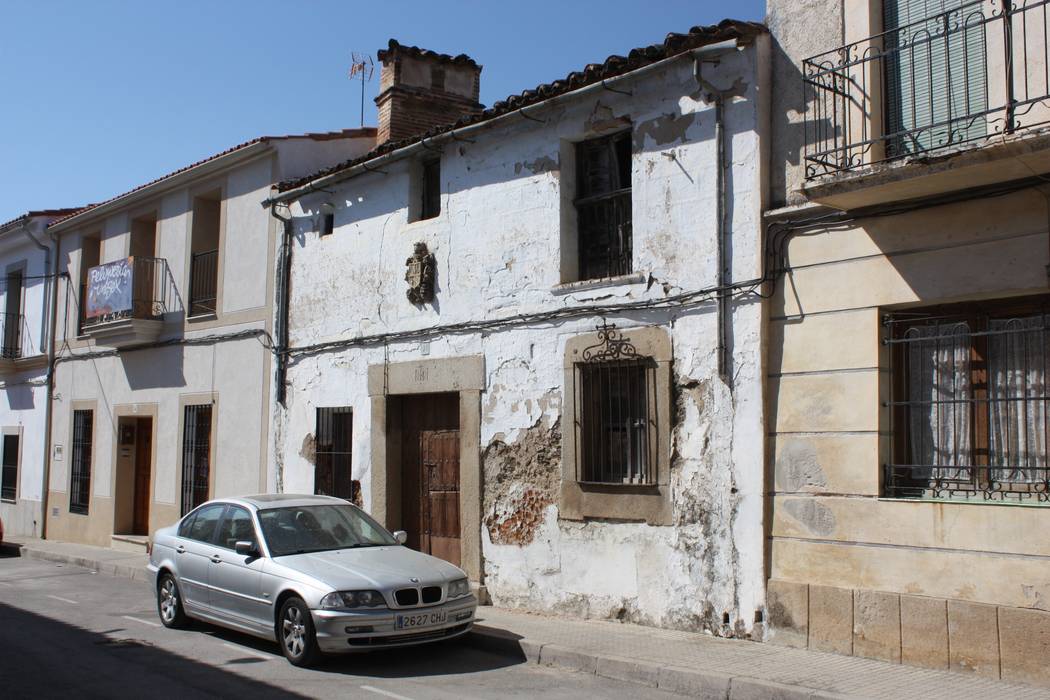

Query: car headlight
left=319, top=590, right=387, bottom=609
left=448, top=578, right=470, bottom=598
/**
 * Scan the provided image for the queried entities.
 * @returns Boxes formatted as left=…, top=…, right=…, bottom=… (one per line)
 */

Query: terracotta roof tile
left=377, top=39, right=481, bottom=69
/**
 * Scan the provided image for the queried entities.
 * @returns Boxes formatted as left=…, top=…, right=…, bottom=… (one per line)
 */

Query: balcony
left=802, top=0, right=1050, bottom=208
left=81, top=256, right=181, bottom=347
left=188, top=249, right=218, bottom=317
left=0, top=312, right=44, bottom=373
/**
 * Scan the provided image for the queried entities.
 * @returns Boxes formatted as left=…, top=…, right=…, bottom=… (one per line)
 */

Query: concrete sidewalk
left=5, top=536, right=1048, bottom=700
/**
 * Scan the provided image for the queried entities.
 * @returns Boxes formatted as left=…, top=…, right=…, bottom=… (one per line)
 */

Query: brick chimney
left=374, top=40, right=483, bottom=144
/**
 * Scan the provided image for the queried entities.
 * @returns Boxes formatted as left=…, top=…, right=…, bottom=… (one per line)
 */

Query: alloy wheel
left=159, top=578, right=178, bottom=623
left=282, top=604, right=306, bottom=658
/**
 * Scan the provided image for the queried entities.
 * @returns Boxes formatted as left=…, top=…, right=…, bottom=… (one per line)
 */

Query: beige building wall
left=765, top=187, right=1050, bottom=685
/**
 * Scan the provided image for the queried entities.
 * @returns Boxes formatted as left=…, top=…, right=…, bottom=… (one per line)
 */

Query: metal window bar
left=0, top=312, right=23, bottom=359
left=885, top=302, right=1050, bottom=503
left=189, top=249, right=219, bottom=317
left=576, top=360, right=653, bottom=485
left=180, top=404, right=213, bottom=516
left=0, top=434, right=18, bottom=501
left=315, top=407, right=354, bottom=500
left=802, top=0, right=1050, bottom=177
left=575, top=131, right=633, bottom=281
left=69, top=410, right=93, bottom=514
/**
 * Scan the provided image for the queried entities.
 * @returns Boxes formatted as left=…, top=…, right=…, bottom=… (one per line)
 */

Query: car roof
left=236, top=494, right=349, bottom=510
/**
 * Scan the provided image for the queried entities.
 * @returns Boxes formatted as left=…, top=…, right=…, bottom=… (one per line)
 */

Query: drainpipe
left=269, top=202, right=293, bottom=406
left=15, top=219, right=58, bottom=538
left=694, top=42, right=739, bottom=386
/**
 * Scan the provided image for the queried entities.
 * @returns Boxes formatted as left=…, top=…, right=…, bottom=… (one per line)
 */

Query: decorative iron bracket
left=580, top=321, right=639, bottom=362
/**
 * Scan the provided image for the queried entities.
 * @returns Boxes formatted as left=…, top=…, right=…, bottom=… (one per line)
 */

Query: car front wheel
left=157, top=573, right=189, bottom=629
left=278, top=596, right=321, bottom=667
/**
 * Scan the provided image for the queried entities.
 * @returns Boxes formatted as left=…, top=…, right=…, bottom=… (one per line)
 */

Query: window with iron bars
left=181, top=404, right=213, bottom=516
left=315, top=407, right=356, bottom=501
left=69, top=409, right=93, bottom=514
left=575, top=360, right=655, bottom=485
left=575, top=131, right=632, bottom=282
left=1, top=433, right=18, bottom=502
left=884, top=295, right=1050, bottom=503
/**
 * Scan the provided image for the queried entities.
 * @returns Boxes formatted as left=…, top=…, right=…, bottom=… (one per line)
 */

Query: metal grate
left=575, top=355, right=654, bottom=485
left=802, top=0, right=1050, bottom=178
left=189, top=249, right=219, bottom=317
left=1, top=433, right=18, bottom=501
left=0, top=312, right=23, bottom=359
left=315, top=407, right=355, bottom=501
left=69, top=410, right=93, bottom=514
left=885, top=296, right=1050, bottom=503
left=576, top=131, right=632, bottom=281
left=181, top=404, right=213, bottom=516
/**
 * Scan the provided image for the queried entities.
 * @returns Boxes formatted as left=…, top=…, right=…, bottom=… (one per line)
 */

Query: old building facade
left=41, top=132, right=375, bottom=549
left=268, top=24, right=772, bottom=633
left=0, top=210, right=77, bottom=537
left=765, top=0, right=1050, bottom=685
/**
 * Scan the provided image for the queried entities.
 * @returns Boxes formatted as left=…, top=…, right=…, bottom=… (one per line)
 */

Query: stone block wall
left=766, top=579, right=1050, bottom=687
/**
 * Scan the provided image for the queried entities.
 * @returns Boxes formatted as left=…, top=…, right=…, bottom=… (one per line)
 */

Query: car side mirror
left=392, top=530, right=408, bottom=545
left=235, top=540, right=258, bottom=556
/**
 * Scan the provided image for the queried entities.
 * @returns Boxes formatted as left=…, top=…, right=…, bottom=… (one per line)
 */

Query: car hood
left=272, top=546, right=465, bottom=590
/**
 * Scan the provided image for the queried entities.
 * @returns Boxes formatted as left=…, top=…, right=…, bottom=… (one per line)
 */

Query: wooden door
left=133, top=418, right=152, bottom=535
left=420, top=429, right=461, bottom=567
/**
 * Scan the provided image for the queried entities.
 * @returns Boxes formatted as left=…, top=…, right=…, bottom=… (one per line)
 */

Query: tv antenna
left=348, top=52, right=375, bottom=128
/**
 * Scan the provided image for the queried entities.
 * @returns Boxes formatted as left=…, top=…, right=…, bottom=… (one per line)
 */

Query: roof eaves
left=277, top=19, right=766, bottom=195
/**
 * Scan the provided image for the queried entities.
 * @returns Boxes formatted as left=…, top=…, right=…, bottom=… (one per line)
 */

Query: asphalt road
left=0, top=553, right=678, bottom=699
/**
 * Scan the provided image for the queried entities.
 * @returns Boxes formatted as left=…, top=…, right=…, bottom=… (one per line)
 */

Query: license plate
left=396, top=610, right=448, bottom=630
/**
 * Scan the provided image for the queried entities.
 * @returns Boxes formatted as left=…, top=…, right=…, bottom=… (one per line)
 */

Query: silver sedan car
left=147, top=494, right=477, bottom=666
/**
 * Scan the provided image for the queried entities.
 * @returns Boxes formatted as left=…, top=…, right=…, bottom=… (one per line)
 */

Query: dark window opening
left=70, top=409, right=93, bottom=514
left=2, top=270, right=23, bottom=359
left=189, top=192, right=220, bottom=317
left=577, top=360, right=653, bottom=484
left=421, top=159, right=441, bottom=220
left=575, top=131, right=633, bottom=281
left=181, top=404, right=213, bottom=516
left=885, top=295, right=1050, bottom=503
left=320, top=212, right=335, bottom=237
left=315, top=407, right=356, bottom=501
left=1, top=433, right=18, bottom=501
left=431, top=66, right=446, bottom=91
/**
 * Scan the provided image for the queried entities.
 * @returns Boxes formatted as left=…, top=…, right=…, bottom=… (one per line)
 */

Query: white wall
left=277, top=43, right=770, bottom=635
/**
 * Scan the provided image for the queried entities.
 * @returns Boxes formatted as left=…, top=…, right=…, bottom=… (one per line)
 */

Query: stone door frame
left=367, top=355, right=484, bottom=582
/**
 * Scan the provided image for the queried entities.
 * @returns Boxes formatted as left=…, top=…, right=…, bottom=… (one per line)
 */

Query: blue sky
left=0, top=1, right=766, bottom=222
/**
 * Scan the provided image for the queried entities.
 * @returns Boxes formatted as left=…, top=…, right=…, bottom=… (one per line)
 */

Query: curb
left=6, top=540, right=154, bottom=585
left=7, top=541, right=849, bottom=699
left=464, top=625, right=850, bottom=700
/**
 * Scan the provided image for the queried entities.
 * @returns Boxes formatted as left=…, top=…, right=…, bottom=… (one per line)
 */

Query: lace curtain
left=906, top=322, right=972, bottom=482
left=988, top=315, right=1049, bottom=483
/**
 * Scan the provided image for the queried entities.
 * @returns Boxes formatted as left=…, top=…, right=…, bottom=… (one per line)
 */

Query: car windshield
left=257, top=504, right=397, bottom=557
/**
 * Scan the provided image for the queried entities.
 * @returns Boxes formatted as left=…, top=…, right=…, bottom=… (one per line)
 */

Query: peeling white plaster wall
left=277, top=42, right=770, bottom=635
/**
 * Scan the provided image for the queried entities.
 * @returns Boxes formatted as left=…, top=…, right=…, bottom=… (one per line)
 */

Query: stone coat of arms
left=405, top=242, right=436, bottom=304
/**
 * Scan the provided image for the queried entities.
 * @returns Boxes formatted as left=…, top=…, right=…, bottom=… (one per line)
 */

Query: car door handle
left=210, top=555, right=222, bottom=564
left=175, top=546, right=186, bottom=554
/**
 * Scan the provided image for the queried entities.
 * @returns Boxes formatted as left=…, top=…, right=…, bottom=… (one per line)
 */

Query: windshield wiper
left=343, top=543, right=384, bottom=549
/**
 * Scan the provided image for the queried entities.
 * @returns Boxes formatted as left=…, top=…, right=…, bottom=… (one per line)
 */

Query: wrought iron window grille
left=884, top=296, right=1050, bottom=504
left=574, top=322, right=656, bottom=486
left=575, top=131, right=633, bottom=281
left=180, top=404, right=213, bottom=517
left=69, top=410, right=93, bottom=515
left=315, top=407, right=356, bottom=502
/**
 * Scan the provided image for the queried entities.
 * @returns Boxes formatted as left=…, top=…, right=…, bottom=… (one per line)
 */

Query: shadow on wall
left=6, top=384, right=35, bottom=410
left=120, top=345, right=187, bottom=390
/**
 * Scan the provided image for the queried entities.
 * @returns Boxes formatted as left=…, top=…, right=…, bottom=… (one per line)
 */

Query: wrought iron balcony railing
left=81, top=256, right=181, bottom=330
left=188, top=249, right=218, bottom=317
left=803, top=0, right=1050, bottom=179
left=0, top=312, right=29, bottom=360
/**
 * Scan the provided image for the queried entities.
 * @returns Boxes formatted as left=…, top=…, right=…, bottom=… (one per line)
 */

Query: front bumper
left=311, top=594, right=478, bottom=653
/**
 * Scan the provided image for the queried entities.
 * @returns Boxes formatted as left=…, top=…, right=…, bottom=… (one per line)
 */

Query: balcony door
left=3, top=270, right=22, bottom=358
left=884, top=0, right=987, bottom=157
